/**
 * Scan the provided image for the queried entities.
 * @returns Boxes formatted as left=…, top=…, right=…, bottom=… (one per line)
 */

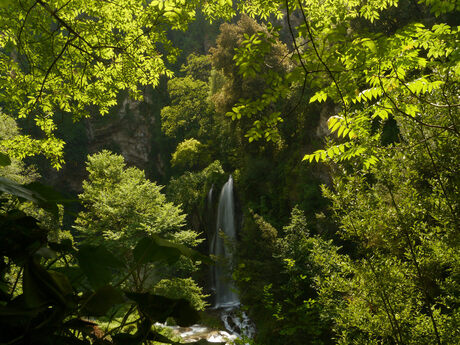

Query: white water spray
left=211, top=175, right=240, bottom=309
left=207, top=176, right=256, bottom=342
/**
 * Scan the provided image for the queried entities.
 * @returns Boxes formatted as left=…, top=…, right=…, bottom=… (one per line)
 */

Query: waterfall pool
left=163, top=323, right=236, bottom=344
left=156, top=306, right=255, bottom=344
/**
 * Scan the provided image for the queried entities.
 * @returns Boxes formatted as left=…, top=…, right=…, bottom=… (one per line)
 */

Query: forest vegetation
left=0, top=0, right=458, bottom=344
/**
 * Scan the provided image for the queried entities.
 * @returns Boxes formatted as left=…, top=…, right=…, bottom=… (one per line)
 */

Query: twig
left=17, top=0, right=39, bottom=56
left=386, top=185, right=442, bottom=345
left=9, top=267, right=23, bottom=299
left=377, top=60, right=458, bottom=135
left=284, top=0, right=309, bottom=116
left=36, top=0, right=93, bottom=48
left=297, top=0, right=349, bottom=124
left=30, top=35, right=76, bottom=113
left=391, top=62, right=460, bottom=109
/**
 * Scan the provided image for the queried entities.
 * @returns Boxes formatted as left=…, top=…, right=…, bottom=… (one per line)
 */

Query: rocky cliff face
left=41, top=87, right=170, bottom=197
left=86, top=93, right=154, bottom=170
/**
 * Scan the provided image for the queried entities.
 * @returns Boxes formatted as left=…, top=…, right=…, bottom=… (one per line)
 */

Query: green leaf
left=150, top=234, right=213, bottom=265
left=125, top=292, right=200, bottom=326
left=77, top=245, right=123, bottom=289
left=309, top=91, right=328, bottom=103
left=24, top=182, right=66, bottom=203
left=330, top=121, right=342, bottom=133
left=0, top=177, right=43, bottom=202
left=333, top=146, right=341, bottom=155
left=0, top=152, right=11, bottom=166
left=23, top=259, right=70, bottom=308
left=48, top=271, right=73, bottom=297
left=133, top=237, right=181, bottom=265
left=362, top=39, right=377, bottom=53
left=82, top=286, right=124, bottom=316
left=0, top=178, right=61, bottom=217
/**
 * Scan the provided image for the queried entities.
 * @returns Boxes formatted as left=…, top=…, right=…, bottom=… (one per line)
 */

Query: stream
left=163, top=176, right=256, bottom=344
left=160, top=307, right=255, bottom=344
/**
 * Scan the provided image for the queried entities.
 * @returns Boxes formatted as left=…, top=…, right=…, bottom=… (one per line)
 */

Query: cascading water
left=205, top=176, right=255, bottom=343
left=207, top=184, right=215, bottom=293
left=155, top=178, right=254, bottom=344
left=211, top=175, right=240, bottom=309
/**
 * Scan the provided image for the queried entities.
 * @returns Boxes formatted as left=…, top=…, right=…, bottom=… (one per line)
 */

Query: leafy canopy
left=74, top=150, right=198, bottom=249
left=0, top=0, right=232, bottom=168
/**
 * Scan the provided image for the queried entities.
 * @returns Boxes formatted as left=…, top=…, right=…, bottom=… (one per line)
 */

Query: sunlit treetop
left=0, top=0, right=232, bottom=168
left=0, top=0, right=458, bottom=168
left=218, top=0, right=459, bottom=167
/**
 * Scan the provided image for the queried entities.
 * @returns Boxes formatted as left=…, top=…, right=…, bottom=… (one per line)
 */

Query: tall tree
left=74, top=151, right=204, bottom=294
left=215, top=1, right=459, bottom=344
left=0, top=0, right=233, bottom=168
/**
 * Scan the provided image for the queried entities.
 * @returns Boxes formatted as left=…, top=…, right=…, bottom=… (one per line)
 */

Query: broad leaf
left=0, top=152, right=11, bottom=166
left=0, top=178, right=60, bottom=217
left=77, top=245, right=123, bottom=289
left=134, top=236, right=212, bottom=266
left=23, top=260, right=71, bottom=308
left=125, top=292, right=200, bottom=326
left=133, top=237, right=181, bottom=265
left=81, top=285, right=124, bottom=316
left=151, top=234, right=213, bottom=265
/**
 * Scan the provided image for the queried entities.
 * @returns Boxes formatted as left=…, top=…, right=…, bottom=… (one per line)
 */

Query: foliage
left=0, top=112, right=39, bottom=184
left=235, top=208, right=333, bottom=344
left=204, top=1, right=459, bottom=343
left=313, top=132, right=460, bottom=344
left=154, top=277, right=209, bottom=311
left=0, top=0, right=235, bottom=168
left=180, top=53, right=213, bottom=82
left=222, top=1, right=460, bottom=344
left=161, top=75, right=211, bottom=140
left=163, top=20, right=326, bottom=232
left=74, top=150, right=207, bottom=310
left=233, top=210, right=281, bottom=342
left=1, top=0, right=459, bottom=344
left=0, top=169, right=212, bottom=344
left=167, top=160, right=225, bottom=228
left=160, top=53, right=235, bottom=163
left=210, top=15, right=291, bottom=143
left=303, top=20, right=459, bottom=167
left=284, top=1, right=459, bottom=343
left=75, top=150, right=192, bottom=248
left=171, top=138, right=211, bottom=171
left=0, top=112, right=71, bottom=243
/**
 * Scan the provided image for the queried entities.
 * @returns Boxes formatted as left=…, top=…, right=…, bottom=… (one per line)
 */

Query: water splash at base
left=220, top=307, right=256, bottom=341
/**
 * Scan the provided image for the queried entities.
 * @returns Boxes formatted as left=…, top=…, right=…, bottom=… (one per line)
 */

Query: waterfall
left=207, top=184, right=215, bottom=293
left=211, top=175, right=240, bottom=309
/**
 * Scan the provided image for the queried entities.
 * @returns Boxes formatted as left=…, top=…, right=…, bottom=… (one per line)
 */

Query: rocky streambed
left=168, top=324, right=236, bottom=344
left=157, top=307, right=255, bottom=344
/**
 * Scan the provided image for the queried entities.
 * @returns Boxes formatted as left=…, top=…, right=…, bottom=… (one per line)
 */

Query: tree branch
left=297, top=0, right=349, bottom=123
left=30, top=35, right=76, bottom=113
left=36, top=0, right=93, bottom=48
left=17, top=0, right=39, bottom=56
left=377, top=60, right=458, bottom=135
left=386, top=185, right=442, bottom=345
